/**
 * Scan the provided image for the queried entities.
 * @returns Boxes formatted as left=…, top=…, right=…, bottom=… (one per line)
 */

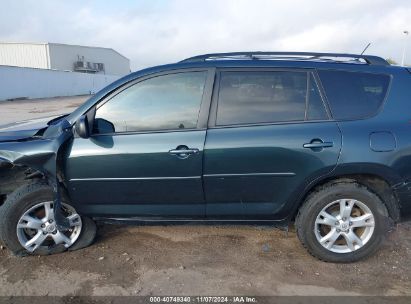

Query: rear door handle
left=303, top=142, right=333, bottom=149
left=303, top=140, right=334, bottom=150
left=169, top=148, right=199, bottom=155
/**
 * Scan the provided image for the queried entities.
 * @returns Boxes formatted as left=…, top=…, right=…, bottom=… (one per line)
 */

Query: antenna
left=361, top=43, right=371, bottom=55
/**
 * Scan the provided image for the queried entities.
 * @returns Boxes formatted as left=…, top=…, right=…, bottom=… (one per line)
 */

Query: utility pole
left=402, top=30, right=409, bottom=66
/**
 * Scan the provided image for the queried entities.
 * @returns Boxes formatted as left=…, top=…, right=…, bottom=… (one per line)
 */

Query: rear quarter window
left=318, top=70, right=390, bottom=120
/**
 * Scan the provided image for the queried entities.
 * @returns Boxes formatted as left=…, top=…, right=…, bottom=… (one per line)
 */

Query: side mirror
left=75, top=115, right=90, bottom=139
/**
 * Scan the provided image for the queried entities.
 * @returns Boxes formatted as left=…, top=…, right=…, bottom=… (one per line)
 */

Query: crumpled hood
left=0, top=115, right=65, bottom=142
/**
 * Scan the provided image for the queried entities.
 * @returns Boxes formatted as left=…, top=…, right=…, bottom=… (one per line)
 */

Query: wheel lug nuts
left=342, top=217, right=346, bottom=221
left=41, top=224, right=45, bottom=228
left=43, top=231, right=47, bottom=235
left=349, top=222, right=353, bottom=226
left=336, top=229, right=341, bottom=233
left=335, top=222, right=339, bottom=225
left=52, top=231, right=57, bottom=234
left=49, top=219, right=53, bottom=223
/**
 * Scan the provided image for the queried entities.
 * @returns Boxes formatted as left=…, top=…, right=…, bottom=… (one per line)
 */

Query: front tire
left=296, top=181, right=389, bottom=262
left=0, top=181, right=96, bottom=256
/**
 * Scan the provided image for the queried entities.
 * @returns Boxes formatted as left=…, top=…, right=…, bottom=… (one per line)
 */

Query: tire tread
left=295, top=180, right=389, bottom=262
left=0, top=180, right=96, bottom=256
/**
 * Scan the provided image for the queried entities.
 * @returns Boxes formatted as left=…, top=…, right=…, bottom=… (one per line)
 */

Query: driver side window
left=94, top=71, right=208, bottom=134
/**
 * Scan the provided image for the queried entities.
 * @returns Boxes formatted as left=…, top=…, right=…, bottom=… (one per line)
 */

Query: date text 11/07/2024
left=149, top=296, right=257, bottom=303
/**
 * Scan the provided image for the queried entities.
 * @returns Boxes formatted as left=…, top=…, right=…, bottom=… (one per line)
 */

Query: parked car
left=0, top=52, right=410, bottom=262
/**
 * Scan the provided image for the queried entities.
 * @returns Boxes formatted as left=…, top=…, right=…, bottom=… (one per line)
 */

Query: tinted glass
left=94, top=72, right=207, bottom=133
left=216, top=71, right=328, bottom=125
left=216, top=71, right=308, bottom=125
left=307, top=75, right=328, bottom=120
left=318, top=70, right=390, bottom=120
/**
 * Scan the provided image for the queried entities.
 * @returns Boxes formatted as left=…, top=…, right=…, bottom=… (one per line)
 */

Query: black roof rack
left=180, top=52, right=389, bottom=66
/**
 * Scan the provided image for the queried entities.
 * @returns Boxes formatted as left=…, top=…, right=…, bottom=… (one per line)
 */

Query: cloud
left=0, top=0, right=410, bottom=70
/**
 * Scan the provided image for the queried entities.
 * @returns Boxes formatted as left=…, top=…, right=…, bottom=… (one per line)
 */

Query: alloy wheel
left=16, top=201, right=82, bottom=252
left=314, top=199, right=375, bottom=253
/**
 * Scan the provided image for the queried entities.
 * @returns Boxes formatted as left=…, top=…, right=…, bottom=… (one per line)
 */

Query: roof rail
left=180, top=52, right=389, bottom=66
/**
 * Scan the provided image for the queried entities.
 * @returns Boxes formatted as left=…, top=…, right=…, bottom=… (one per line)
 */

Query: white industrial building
left=0, top=42, right=130, bottom=76
left=0, top=42, right=130, bottom=100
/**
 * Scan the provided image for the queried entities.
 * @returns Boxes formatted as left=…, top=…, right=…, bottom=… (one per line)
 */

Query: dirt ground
left=0, top=95, right=89, bottom=125
left=0, top=96, right=410, bottom=297
left=0, top=223, right=410, bottom=296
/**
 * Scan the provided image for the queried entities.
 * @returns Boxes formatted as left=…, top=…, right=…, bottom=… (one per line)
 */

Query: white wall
left=0, top=66, right=120, bottom=101
left=0, top=43, right=50, bottom=69
left=49, top=43, right=130, bottom=76
left=0, top=43, right=130, bottom=76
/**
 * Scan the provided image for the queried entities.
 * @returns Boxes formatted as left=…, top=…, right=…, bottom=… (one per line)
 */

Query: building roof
left=0, top=41, right=129, bottom=61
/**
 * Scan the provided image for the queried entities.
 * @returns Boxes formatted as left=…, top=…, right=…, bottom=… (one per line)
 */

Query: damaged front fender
left=0, top=119, right=74, bottom=230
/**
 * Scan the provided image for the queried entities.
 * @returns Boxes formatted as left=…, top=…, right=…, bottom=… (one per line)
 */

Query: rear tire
left=296, top=181, right=389, bottom=262
left=0, top=181, right=96, bottom=256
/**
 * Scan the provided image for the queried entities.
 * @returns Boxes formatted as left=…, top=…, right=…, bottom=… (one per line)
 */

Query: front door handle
left=169, top=146, right=199, bottom=159
left=303, top=140, right=333, bottom=151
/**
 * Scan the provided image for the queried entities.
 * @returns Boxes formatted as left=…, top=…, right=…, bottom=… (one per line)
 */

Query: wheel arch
left=0, top=161, right=74, bottom=207
left=0, top=159, right=46, bottom=205
left=290, top=164, right=402, bottom=223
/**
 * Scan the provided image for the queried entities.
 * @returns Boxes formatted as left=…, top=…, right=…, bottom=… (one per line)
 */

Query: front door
left=204, top=69, right=342, bottom=219
left=65, top=69, right=214, bottom=218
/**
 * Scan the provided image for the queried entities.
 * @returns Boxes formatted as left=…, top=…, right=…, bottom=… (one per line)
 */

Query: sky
left=0, top=0, right=410, bottom=71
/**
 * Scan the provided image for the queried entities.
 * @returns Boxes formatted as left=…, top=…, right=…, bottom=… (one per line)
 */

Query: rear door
left=203, top=68, right=342, bottom=219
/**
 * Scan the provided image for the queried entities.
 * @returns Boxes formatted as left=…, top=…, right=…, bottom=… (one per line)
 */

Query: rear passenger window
left=318, top=70, right=390, bottom=120
left=216, top=71, right=328, bottom=126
